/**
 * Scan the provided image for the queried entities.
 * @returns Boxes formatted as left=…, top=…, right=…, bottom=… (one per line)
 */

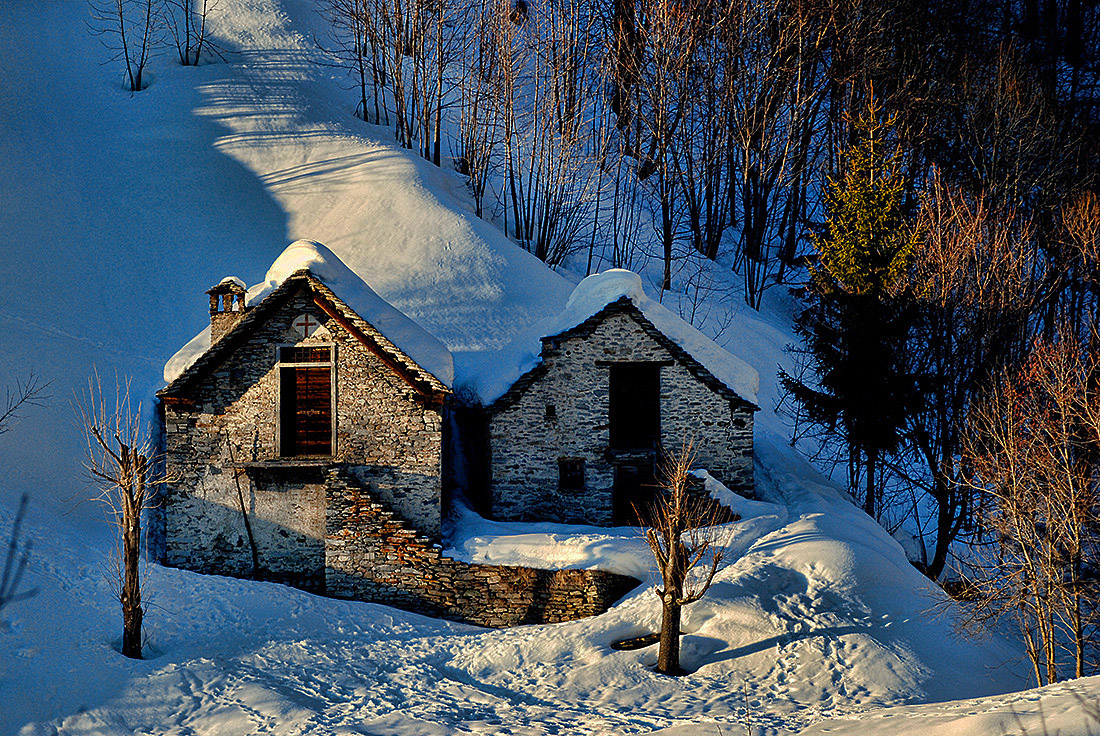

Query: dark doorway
left=609, top=362, right=660, bottom=450
left=613, top=462, right=659, bottom=525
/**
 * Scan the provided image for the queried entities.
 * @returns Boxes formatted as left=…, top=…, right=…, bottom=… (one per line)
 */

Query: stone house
left=157, top=241, right=636, bottom=626
left=484, top=270, right=758, bottom=527
left=158, top=245, right=452, bottom=592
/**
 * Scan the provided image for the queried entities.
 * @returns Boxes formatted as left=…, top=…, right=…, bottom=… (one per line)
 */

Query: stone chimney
left=206, top=277, right=248, bottom=343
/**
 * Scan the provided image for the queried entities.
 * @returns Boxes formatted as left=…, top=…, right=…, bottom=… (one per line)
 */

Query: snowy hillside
left=0, top=0, right=1087, bottom=734
left=0, top=0, right=571, bottom=528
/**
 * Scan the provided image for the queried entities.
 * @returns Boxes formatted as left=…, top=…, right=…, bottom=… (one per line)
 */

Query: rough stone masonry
left=158, top=271, right=639, bottom=624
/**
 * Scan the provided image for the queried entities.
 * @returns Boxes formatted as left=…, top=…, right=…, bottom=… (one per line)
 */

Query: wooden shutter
left=280, top=350, right=333, bottom=456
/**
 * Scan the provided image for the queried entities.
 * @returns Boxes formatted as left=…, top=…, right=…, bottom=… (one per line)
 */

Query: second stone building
left=483, top=270, right=758, bottom=527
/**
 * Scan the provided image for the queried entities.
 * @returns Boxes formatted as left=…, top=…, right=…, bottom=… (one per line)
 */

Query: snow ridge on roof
left=216, top=275, right=247, bottom=289
left=473, top=269, right=759, bottom=406
left=163, top=240, right=454, bottom=387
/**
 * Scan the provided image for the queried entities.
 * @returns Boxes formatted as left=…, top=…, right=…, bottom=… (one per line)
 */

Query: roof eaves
left=157, top=272, right=309, bottom=399
left=490, top=295, right=758, bottom=413
left=305, top=275, right=450, bottom=398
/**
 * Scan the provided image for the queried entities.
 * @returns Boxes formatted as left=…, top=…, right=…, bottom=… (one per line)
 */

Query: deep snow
left=0, top=0, right=1087, bottom=734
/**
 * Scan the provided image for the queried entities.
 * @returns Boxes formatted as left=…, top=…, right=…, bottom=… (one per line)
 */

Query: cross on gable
left=293, top=313, right=321, bottom=338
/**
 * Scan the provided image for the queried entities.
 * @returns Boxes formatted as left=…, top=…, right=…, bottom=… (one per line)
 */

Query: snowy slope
left=794, top=677, right=1100, bottom=736
left=0, top=0, right=571, bottom=526
left=2, top=466, right=1027, bottom=736
left=0, top=0, right=1091, bottom=735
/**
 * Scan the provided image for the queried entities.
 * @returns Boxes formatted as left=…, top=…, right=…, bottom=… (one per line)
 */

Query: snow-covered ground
left=2, top=464, right=1027, bottom=736
left=0, top=0, right=1090, bottom=734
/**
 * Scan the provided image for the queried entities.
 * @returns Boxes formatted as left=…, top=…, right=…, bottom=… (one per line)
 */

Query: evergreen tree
left=782, top=101, right=919, bottom=519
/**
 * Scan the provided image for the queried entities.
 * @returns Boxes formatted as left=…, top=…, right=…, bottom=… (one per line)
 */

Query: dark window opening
left=613, top=462, right=658, bottom=525
left=558, top=457, right=585, bottom=490
left=279, top=346, right=333, bottom=457
left=545, top=403, right=557, bottom=421
left=609, top=363, right=660, bottom=450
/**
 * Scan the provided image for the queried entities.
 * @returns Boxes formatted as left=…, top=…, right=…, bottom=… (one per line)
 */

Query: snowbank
left=795, top=676, right=1100, bottom=736
left=446, top=473, right=786, bottom=580
left=470, top=270, right=760, bottom=406
left=163, top=240, right=455, bottom=387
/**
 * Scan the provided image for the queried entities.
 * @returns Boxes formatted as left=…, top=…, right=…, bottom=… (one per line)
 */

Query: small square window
left=558, top=457, right=585, bottom=491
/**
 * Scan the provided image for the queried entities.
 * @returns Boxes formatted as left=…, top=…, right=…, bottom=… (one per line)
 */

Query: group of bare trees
left=958, top=330, right=1100, bottom=686
left=317, top=0, right=1100, bottom=331
left=89, top=0, right=219, bottom=91
left=316, top=0, right=852, bottom=296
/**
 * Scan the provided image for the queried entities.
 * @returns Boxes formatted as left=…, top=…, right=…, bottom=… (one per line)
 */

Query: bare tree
left=643, top=438, right=730, bottom=675
left=453, top=6, right=500, bottom=217
left=957, top=329, right=1100, bottom=684
left=78, top=376, right=164, bottom=659
left=900, top=175, right=1044, bottom=578
left=0, top=374, right=50, bottom=438
left=319, top=0, right=383, bottom=124
left=1057, top=192, right=1100, bottom=337
left=166, top=0, right=219, bottom=66
left=725, top=0, right=827, bottom=308
left=630, top=0, right=698, bottom=291
left=88, top=0, right=163, bottom=93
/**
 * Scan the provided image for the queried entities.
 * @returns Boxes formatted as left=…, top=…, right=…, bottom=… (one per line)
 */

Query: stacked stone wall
left=324, top=468, right=639, bottom=627
left=489, top=310, right=754, bottom=525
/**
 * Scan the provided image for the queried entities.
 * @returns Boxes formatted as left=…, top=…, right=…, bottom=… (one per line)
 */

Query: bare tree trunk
left=657, top=591, right=682, bottom=674
left=121, top=449, right=145, bottom=659
left=644, top=438, right=729, bottom=676
left=863, top=447, right=876, bottom=519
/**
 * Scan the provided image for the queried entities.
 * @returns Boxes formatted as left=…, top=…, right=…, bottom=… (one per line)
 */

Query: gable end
left=488, top=297, right=758, bottom=415
left=159, top=270, right=450, bottom=403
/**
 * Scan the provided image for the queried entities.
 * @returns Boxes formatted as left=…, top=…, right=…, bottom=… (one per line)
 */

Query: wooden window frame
left=558, top=457, right=585, bottom=491
left=276, top=343, right=336, bottom=458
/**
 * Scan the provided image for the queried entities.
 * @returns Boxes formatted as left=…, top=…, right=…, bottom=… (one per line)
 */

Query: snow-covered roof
left=163, top=240, right=454, bottom=389
left=474, top=269, right=759, bottom=407
left=215, top=275, right=247, bottom=290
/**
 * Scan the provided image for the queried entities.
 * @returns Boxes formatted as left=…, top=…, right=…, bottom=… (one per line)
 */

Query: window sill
left=231, top=458, right=334, bottom=469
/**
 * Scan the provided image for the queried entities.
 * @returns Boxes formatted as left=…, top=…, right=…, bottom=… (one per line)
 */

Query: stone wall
left=489, top=308, right=754, bottom=525
left=164, top=285, right=444, bottom=588
left=161, top=281, right=633, bottom=627
left=325, top=467, right=639, bottom=626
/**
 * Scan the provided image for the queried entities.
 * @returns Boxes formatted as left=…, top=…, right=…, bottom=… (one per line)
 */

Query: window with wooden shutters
left=278, top=345, right=334, bottom=457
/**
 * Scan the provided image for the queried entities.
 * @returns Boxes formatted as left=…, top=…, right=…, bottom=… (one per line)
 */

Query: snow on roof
left=163, top=240, right=454, bottom=387
left=216, top=275, right=247, bottom=289
left=472, top=269, right=759, bottom=406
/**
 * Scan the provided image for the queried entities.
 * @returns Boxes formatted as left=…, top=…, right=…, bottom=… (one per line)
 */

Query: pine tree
left=782, top=100, right=919, bottom=519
